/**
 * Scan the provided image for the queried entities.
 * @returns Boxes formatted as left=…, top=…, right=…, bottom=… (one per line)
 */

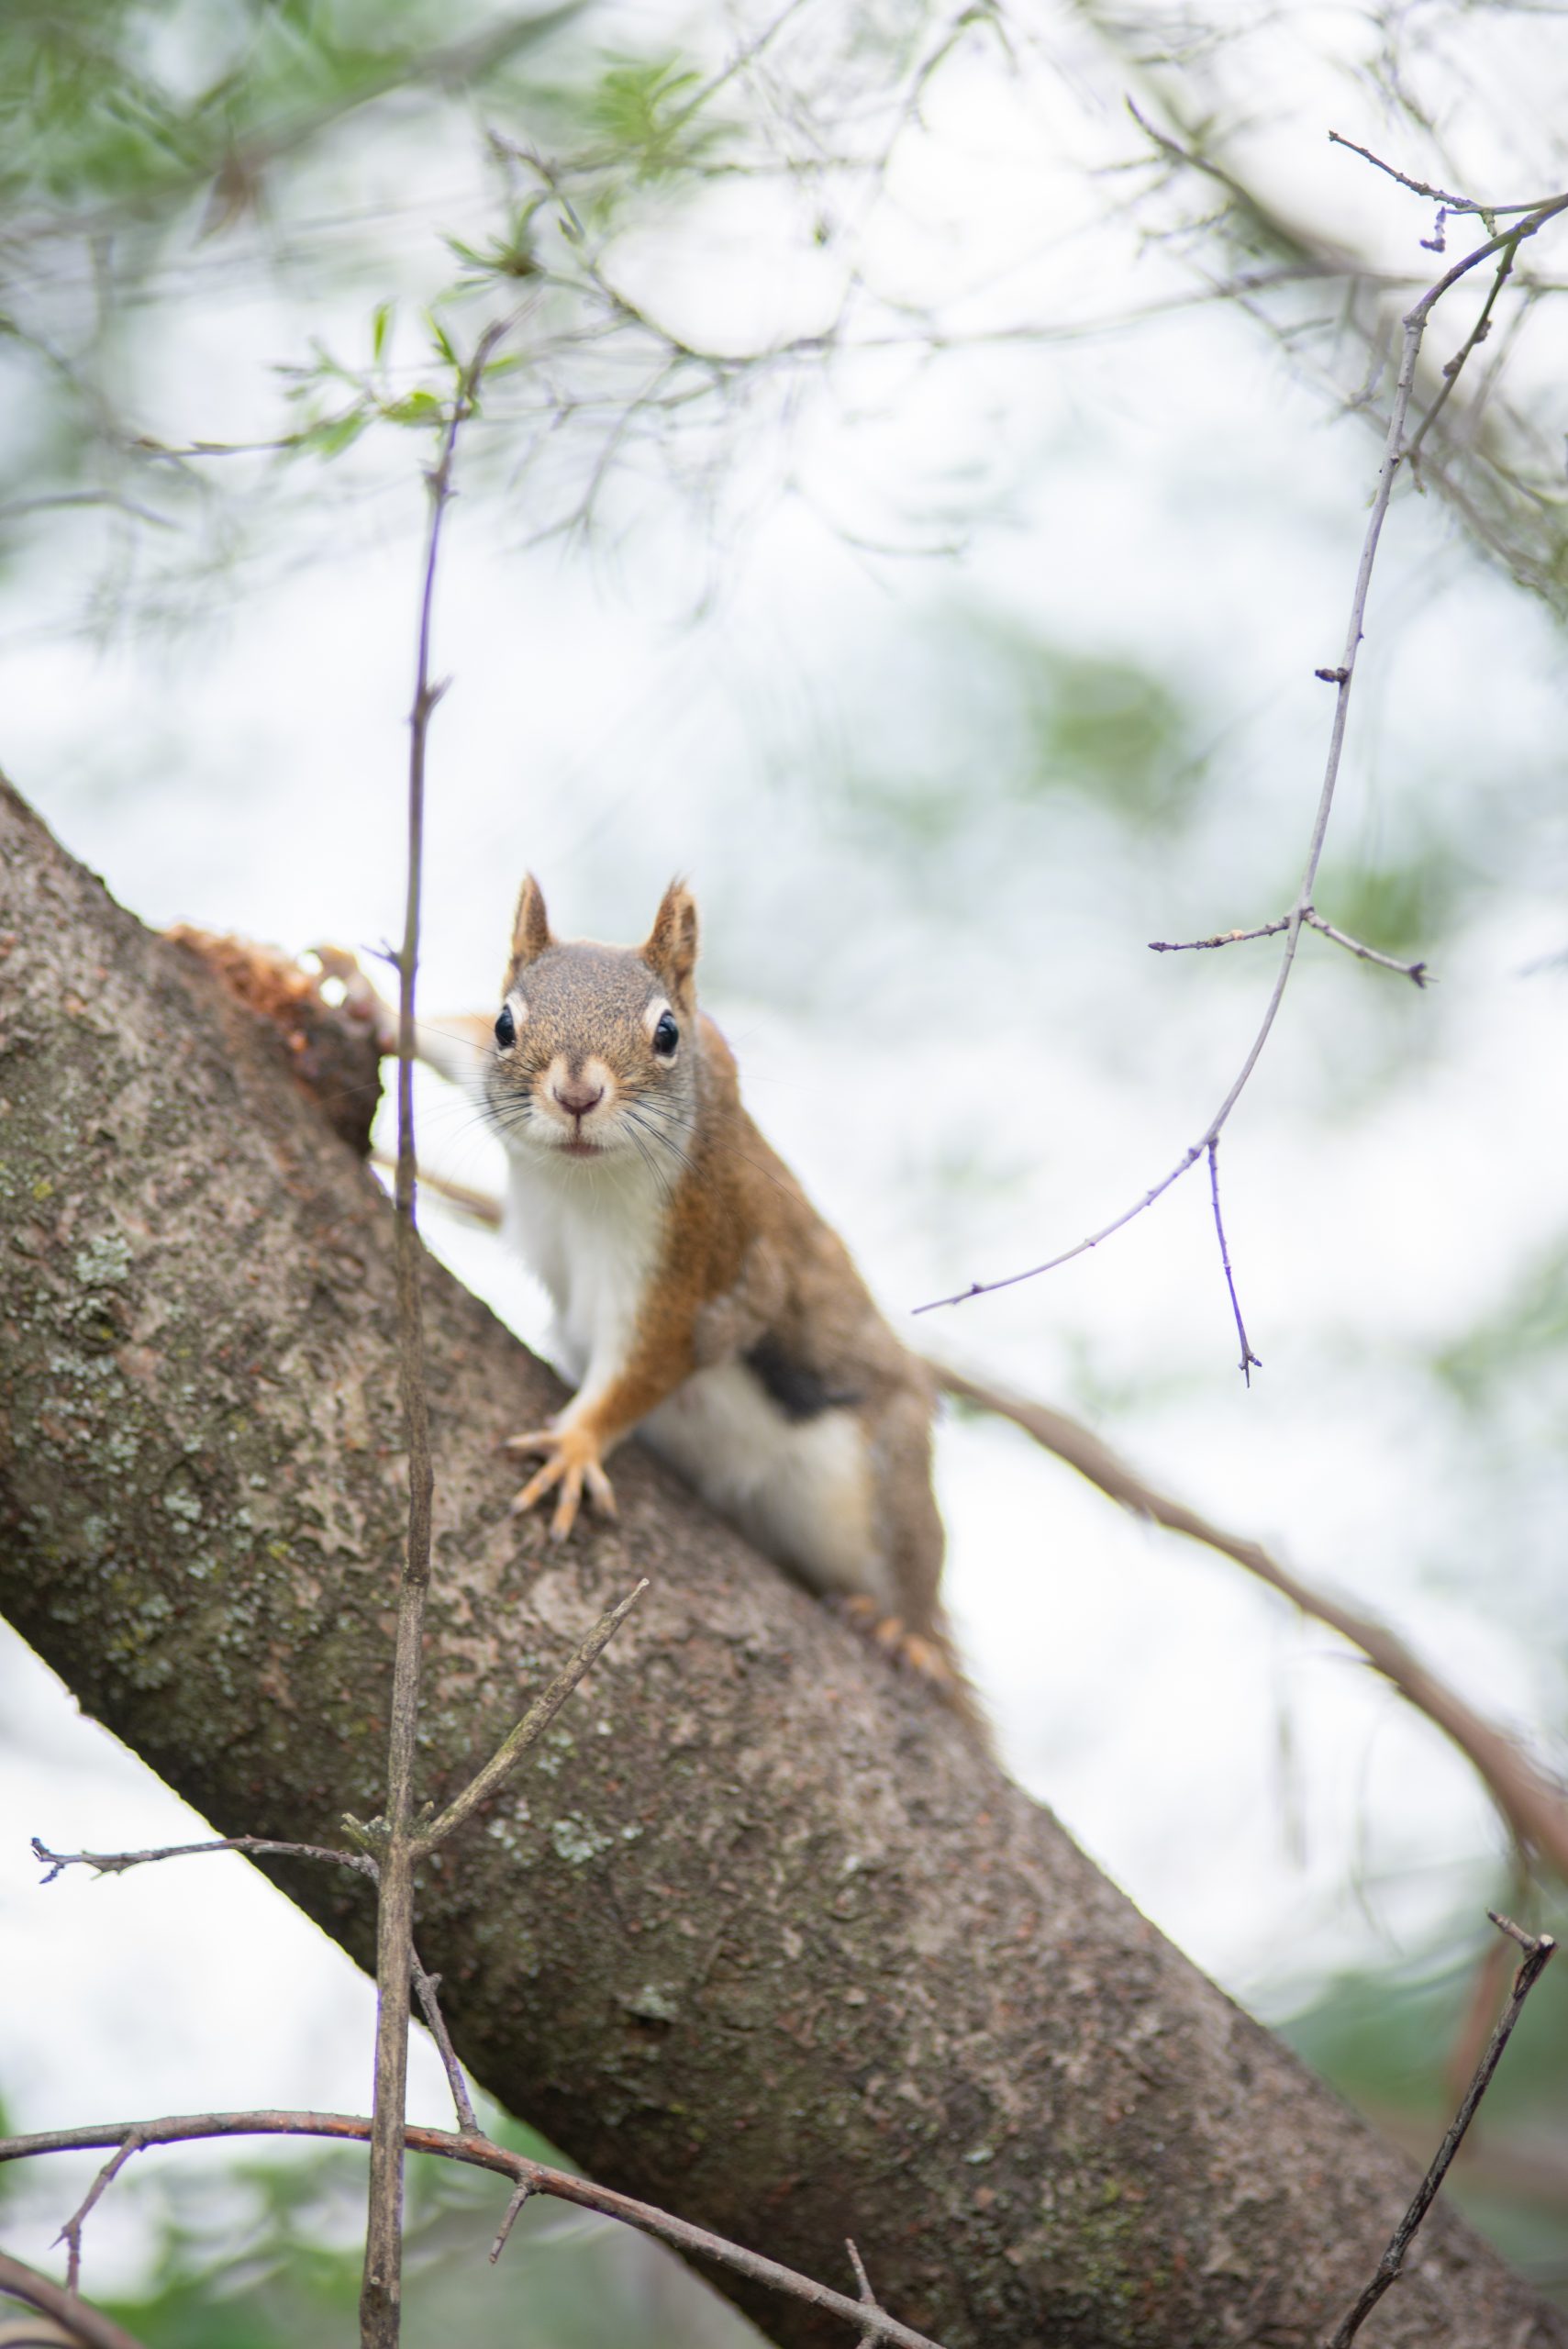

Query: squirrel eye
left=652, top=1011, right=679, bottom=1057
left=495, top=1004, right=517, bottom=1050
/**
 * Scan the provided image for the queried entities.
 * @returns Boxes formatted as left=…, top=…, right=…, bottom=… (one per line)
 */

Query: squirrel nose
left=554, top=1078, right=605, bottom=1119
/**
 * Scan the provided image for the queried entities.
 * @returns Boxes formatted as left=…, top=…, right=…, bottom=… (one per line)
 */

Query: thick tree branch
left=2, top=775, right=1564, bottom=2346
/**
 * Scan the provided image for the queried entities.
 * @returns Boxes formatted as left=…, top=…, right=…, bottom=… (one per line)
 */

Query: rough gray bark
left=0, top=773, right=1561, bottom=2349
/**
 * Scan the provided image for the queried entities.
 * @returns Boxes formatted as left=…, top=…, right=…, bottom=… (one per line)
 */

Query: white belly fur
left=504, top=1152, right=889, bottom=1608
left=641, top=1363, right=891, bottom=1609
left=504, top=1153, right=663, bottom=1399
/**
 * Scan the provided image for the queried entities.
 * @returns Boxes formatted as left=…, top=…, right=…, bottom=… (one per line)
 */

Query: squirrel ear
left=510, top=874, right=554, bottom=968
left=643, top=879, right=698, bottom=995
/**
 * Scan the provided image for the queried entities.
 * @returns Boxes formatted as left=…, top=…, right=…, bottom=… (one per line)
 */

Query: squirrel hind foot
left=835, top=1596, right=962, bottom=1694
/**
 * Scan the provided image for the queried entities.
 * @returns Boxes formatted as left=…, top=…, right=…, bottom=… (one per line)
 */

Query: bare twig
left=1149, top=918, right=1292, bottom=953
left=1302, top=909, right=1429, bottom=986
left=408, top=1948, right=479, bottom=2137
left=487, top=2179, right=534, bottom=2263
left=917, top=192, right=1568, bottom=1320
left=1149, top=908, right=1428, bottom=986
left=848, top=2236, right=879, bottom=2349
left=0, top=2114, right=948, bottom=2349
left=1207, top=1139, right=1260, bottom=1384
left=413, top=1581, right=648, bottom=1856
left=1324, top=1913, right=1557, bottom=2347
left=928, top=1359, right=1568, bottom=1887
left=1326, top=133, right=1560, bottom=221
left=1407, top=242, right=1519, bottom=470
left=54, top=2131, right=144, bottom=2298
left=31, top=1833, right=375, bottom=1885
left=0, top=2251, right=145, bottom=2349
left=362, top=320, right=506, bottom=2349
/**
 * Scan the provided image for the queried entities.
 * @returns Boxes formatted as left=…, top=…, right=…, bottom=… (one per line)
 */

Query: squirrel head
left=484, top=876, right=701, bottom=1172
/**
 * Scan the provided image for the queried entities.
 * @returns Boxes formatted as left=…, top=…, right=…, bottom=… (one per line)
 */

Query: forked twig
left=1324, top=1912, right=1556, bottom=2347
left=848, top=2236, right=880, bottom=2349
left=54, top=2129, right=146, bottom=2297
left=917, top=187, right=1568, bottom=1325
left=1149, top=907, right=1428, bottom=987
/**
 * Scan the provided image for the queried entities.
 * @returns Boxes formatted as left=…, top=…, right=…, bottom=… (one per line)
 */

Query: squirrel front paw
left=504, top=1423, right=617, bottom=1542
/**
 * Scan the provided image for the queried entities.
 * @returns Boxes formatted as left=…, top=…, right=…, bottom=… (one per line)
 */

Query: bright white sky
left=3, top=0, right=1568, bottom=2298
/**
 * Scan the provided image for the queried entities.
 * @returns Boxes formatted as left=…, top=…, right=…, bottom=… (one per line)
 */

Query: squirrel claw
left=506, top=1426, right=617, bottom=1540
left=836, top=1598, right=957, bottom=1690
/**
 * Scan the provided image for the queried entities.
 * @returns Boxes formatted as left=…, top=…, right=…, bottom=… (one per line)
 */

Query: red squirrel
left=373, top=877, right=976, bottom=1723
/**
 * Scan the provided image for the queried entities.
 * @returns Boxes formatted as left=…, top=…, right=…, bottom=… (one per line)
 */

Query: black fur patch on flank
left=744, top=1334, right=858, bottom=1422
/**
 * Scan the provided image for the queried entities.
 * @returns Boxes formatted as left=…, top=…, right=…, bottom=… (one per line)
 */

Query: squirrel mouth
left=560, top=1136, right=604, bottom=1158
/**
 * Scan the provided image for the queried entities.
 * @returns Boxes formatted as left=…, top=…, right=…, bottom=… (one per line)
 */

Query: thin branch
left=917, top=192, right=1568, bottom=1319
left=927, top=1360, right=1568, bottom=1887
left=0, top=2250, right=146, bottom=2349
left=1407, top=241, right=1519, bottom=470
left=1324, top=1913, right=1557, bottom=2348
left=1326, top=132, right=1560, bottom=221
left=54, top=2131, right=144, bottom=2299
left=1207, top=1139, right=1261, bottom=1384
left=1149, top=918, right=1292, bottom=953
left=31, top=1833, right=375, bottom=1885
left=413, top=1581, right=648, bottom=1857
left=0, top=2114, right=949, bottom=2349
left=848, top=2236, right=879, bottom=2349
left=362, top=320, right=506, bottom=2349
left=408, top=1949, right=479, bottom=2138
left=1302, top=909, right=1429, bottom=985
left=487, top=2179, right=534, bottom=2263
left=1148, top=909, right=1428, bottom=985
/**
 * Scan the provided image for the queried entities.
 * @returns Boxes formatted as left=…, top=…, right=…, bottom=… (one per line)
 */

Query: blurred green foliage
left=1434, top=1237, right=1568, bottom=1409
left=0, top=1, right=573, bottom=218
left=836, top=603, right=1207, bottom=859
left=584, top=55, right=721, bottom=183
